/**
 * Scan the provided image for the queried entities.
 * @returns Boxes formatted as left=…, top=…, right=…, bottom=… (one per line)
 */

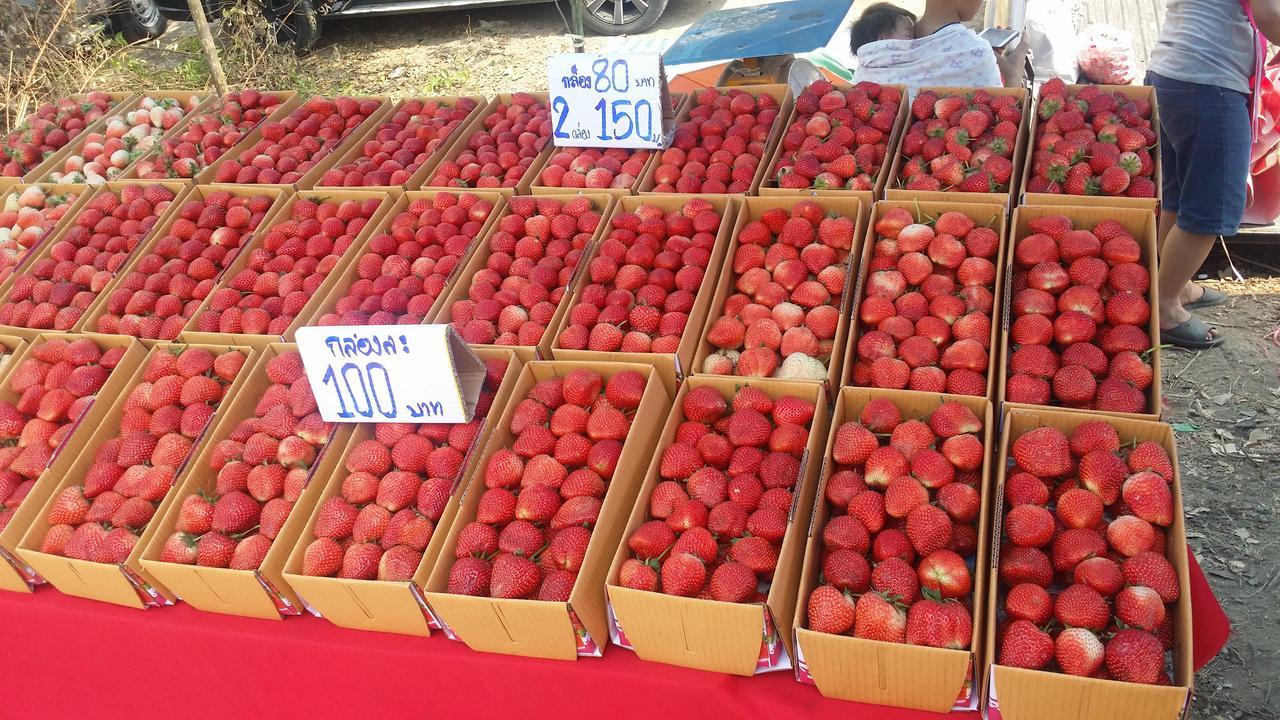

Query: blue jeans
left=1147, top=72, right=1251, bottom=236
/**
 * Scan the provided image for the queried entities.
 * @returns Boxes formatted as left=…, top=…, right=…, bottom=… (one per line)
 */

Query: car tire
left=579, top=0, right=667, bottom=36
left=272, top=0, right=322, bottom=53
left=109, top=0, right=169, bottom=43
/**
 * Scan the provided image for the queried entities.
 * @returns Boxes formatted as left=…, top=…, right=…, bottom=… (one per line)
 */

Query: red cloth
left=0, top=589, right=973, bottom=720
left=0, top=552, right=1227, bottom=719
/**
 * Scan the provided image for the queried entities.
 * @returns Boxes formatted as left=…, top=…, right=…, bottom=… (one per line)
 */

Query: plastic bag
left=1024, top=0, right=1080, bottom=85
left=1076, top=24, right=1138, bottom=85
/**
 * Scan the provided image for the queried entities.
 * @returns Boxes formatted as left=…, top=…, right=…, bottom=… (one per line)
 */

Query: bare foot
left=1179, top=281, right=1207, bottom=306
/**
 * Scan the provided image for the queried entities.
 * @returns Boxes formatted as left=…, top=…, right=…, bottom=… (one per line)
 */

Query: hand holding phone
left=980, top=27, right=1021, bottom=50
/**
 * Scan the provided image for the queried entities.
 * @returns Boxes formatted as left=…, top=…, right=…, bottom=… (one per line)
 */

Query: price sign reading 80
left=547, top=52, right=668, bottom=150
left=295, top=324, right=485, bottom=425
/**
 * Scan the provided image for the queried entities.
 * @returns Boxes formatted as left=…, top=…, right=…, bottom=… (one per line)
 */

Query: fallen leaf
left=1211, top=392, right=1233, bottom=405
left=1234, top=528, right=1252, bottom=541
left=388, top=66, right=405, bottom=79
left=1247, top=429, right=1274, bottom=444
left=1171, top=422, right=1199, bottom=433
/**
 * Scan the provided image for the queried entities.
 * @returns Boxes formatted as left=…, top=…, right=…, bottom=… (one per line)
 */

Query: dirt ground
left=1167, top=245, right=1280, bottom=720
left=16, top=0, right=1280, bottom=716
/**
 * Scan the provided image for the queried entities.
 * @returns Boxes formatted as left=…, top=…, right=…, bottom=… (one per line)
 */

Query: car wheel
left=272, top=0, right=322, bottom=53
left=579, top=0, right=667, bottom=36
left=108, top=0, right=169, bottom=43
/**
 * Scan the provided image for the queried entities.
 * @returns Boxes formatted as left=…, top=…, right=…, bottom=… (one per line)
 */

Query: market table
left=0, top=551, right=1229, bottom=720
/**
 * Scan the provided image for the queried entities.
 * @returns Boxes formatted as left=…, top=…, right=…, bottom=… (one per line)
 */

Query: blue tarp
left=662, top=0, right=855, bottom=66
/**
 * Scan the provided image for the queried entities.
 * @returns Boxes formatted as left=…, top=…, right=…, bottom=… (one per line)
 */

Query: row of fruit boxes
left=0, top=333, right=1192, bottom=720
left=0, top=178, right=1162, bottom=423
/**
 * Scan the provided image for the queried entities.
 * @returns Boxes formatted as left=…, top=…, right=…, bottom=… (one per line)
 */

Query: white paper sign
left=295, top=324, right=485, bottom=424
left=547, top=52, right=673, bottom=149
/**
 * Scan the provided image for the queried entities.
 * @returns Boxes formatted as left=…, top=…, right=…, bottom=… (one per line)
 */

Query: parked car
left=110, top=0, right=669, bottom=49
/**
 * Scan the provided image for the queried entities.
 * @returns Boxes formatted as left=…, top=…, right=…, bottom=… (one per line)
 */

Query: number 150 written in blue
left=551, top=97, right=655, bottom=142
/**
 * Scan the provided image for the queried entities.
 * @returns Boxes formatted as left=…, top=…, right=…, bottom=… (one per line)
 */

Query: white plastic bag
left=1076, top=23, right=1139, bottom=85
left=1024, top=0, right=1080, bottom=85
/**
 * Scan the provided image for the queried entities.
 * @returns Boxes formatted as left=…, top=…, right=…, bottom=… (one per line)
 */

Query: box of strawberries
left=425, top=360, right=669, bottom=658
left=984, top=409, right=1192, bottom=720
left=999, top=205, right=1161, bottom=421
left=605, top=376, right=829, bottom=676
left=792, top=387, right=993, bottom=713
left=1019, top=83, right=1160, bottom=210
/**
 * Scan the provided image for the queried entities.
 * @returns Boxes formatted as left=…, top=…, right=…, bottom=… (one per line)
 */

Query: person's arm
left=1254, top=0, right=1280, bottom=46
left=997, top=33, right=1029, bottom=87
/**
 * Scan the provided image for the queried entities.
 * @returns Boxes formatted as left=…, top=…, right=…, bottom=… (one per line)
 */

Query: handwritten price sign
left=547, top=53, right=673, bottom=149
left=295, top=324, right=486, bottom=424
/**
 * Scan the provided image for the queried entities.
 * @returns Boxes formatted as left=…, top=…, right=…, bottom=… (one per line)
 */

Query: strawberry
left=853, top=591, right=906, bottom=642
left=807, top=584, right=856, bottom=634
left=1122, top=551, right=1180, bottom=603
left=659, top=552, right=706, bottom=597
left=1011, top=427, right=1072, bottom=477
left=1056, top=627, right=1105, bottom=677
left=1004, top=582, right=1053, bottom=624
left=1105, top=629, right=1164, bottom=684
left=1055, top=583, right=1111, bottom=631
left=999, top=619, right=1054, bottom=669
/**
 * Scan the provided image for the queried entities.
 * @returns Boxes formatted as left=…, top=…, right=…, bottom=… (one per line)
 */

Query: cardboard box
left=293, top=189, right=507, bottom=335
left=419, top=93, right=556, bottom=197
left=0, top=333, right=27, bottom=374
left=793, top=387, right=994, bottom=712
left=425, top=360, right=671, bottom=659
left=884, top=87, right=1030, bottom=209
left=119, top=91, right=302, bottom=182
left=0, top=180, right=194, bottom=332
left=279, top=347, right=522, bottom=635
left=1019, top=85, right=1160, bottom=211
left=195, top=96, right=394, bottom=189
left=0, top=182, right=95, bottom=297
left=549, top=193, right=739, bottom=397
left=75, top=184, right=293, bottom=339
left=15, top=340, right=261, bottom=608
left=312, top=96, right=487, bottom=191
left=0, top=333, right=146, bottom=592
left=638, top=85, right=793, bottom=196
left=20, top=92, right=141, bottom=184
left=758, top=83, right=910, bottom=208
left=985, top=408, right=1192, bottom=720
left=605, top=376, right=830, bottom=676
left=998, top=205, right=1162, bottom=421
left=429, top=192, right=617, bottom=363
left=137, top=343, right=351, bottom=619
left=689, top=195, right=863, bottom=396
left=841, top=199, right=1008, bottom=399
left=178, top=188, right=398, bottom=350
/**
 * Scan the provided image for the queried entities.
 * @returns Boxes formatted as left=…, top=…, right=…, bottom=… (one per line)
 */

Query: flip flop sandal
left=1160, top=316, right=1225, bottom=349
left=1185, top=286, right=1228, bottom=310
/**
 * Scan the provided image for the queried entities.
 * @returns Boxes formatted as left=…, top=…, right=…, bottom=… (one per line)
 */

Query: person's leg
left=1154, top=79, right=1251, bottom=344
left=1157, top=209, right=1177, bottom=252
left=1157, top=227, right=1216, bottom=332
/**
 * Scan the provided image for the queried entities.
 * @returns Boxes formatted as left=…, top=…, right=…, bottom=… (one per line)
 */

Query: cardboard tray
left=278, top=346, right=523, bottom=636
left=0, top=333, right=27, bottom=373
left=985, top=408, right=1193, bottom=720
left=429, top=192, right=617, bottom=363
left=548, top=193, right=739, bottom=397
left=0, top=333, right=145, bottom=592
left=688, top=195, right=863, bottom=397
left=119, top=91, right=302, bottom=182
left=178, top=188, right=398, bottom=350
left=418, top=93, right=556, bottom=197
left=758, top=82, right=910, bottom=207
left=14, top=340, right=261, bottom=607
left=998, top=205, right=1162, bottom=421
left=19, top=92, right=141, bottom=184
left=424, top=360, right=671, bottom=659
left=0, top=182, right=95, bottom=296
left=0, top=179, right=195, bottom=331
left=29, top=91, right=219, bottom=184
left=293, top=189, right=508, bottom=335
left=638, top=85, right=794, bottom=196
left=604, top=375, right=830, bottom=676
left=841, top=200, right=1009, bottom=399
left=793, top=387, right=994, bottom=713
left=75, top=184, right=294, bottom=340
left=136, top=342, right=352, bottom=619
left=1019, top=85, right=1160, bottom=211
left=313, top=96, right=487, bottom=191
left=194, top=96, right=395, bottom=190
left=884, top=87, right=1030, bottom=209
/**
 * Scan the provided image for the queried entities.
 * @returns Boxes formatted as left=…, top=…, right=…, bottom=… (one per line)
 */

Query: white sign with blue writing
left=547, top=52, right=673, bottom=149
left=295, top=324, right=485, bottom=424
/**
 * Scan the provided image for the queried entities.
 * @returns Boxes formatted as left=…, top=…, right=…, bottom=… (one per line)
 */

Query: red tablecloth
left=0, top=550, right=1229, bottom=720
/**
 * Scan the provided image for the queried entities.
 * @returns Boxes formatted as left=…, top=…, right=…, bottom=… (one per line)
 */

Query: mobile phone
left=980, top=28, right=1020, bottom=49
